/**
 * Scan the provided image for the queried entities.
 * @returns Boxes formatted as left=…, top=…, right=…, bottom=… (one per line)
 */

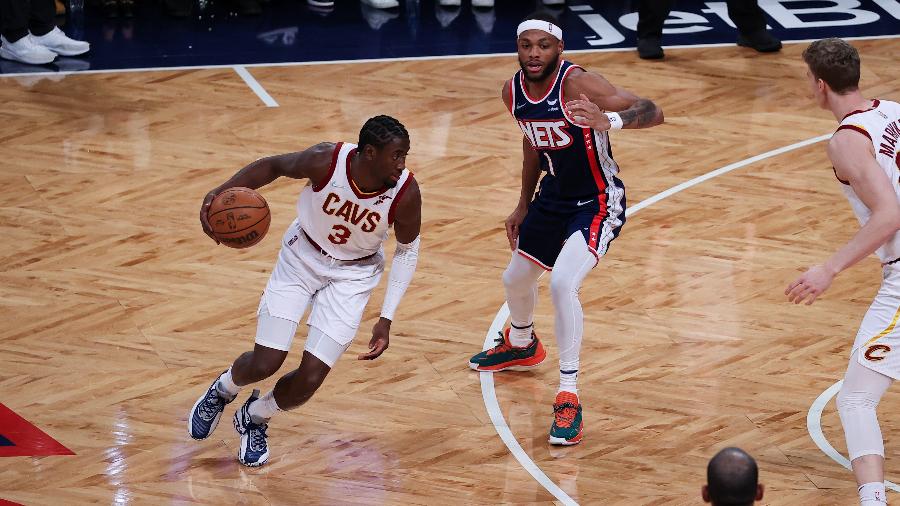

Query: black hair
left=521, top=10, right=560, bottom=26
left=358, top=115, right=409, bottom=151
left=707, top=448, right=759, bottom=506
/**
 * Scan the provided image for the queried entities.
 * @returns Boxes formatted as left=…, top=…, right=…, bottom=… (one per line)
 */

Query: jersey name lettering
left=322, top=192, right=381, bottom=232
left=878, top=119, right=899, bottom=159
left=518, top=120, right=573, bottom=149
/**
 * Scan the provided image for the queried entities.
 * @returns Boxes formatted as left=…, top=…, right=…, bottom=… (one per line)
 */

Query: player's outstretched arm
left=360, top=178, right=422, bottom=361
left=786, top=131, right=900, bottom=305
left=199, top=142, right=335, bottom=243
left=562, top=71, right=664, bottom=131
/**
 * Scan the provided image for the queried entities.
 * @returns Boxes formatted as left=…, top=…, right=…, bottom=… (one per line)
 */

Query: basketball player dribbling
left=468, top=12, right=664, bottom=445
left=187, top=115, right=422, bottom=467
left=786, top=38, right=900, bottom=506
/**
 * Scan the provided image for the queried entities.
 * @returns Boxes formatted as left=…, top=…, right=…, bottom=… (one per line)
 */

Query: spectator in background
left=703, top=447, right=765, bottom=506
left=638, top=0, right=781, bottom=59
left=0, top=0, right=89, bottom=64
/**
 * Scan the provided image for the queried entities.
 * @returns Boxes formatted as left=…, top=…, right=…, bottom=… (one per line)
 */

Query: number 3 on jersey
left=328, top=224, right=351, bottom=245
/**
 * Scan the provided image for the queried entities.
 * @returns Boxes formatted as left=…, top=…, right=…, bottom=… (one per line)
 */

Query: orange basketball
left=208, top=187, right=270, bottom=249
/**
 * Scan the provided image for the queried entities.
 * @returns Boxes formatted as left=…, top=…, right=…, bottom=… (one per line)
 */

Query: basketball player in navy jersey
left=187, top=116, right=422, bottom=467
left=469, top=12, right=664, bottom=445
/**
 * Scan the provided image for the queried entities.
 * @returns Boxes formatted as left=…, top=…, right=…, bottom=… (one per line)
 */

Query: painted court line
left=0, top=34, right=896, bottom=79
left=233, top=65, right=279, bottom=108
left=807, top=380, right=900, bottom=492
left=480, top=133, right=835, bottom=504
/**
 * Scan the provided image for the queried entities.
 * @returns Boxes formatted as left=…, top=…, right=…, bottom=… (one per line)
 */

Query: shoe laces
left=198, top=389, right=225, bottom=420
left=553, top=394, right=579, bottom=429
left=248, top=423, right=268, bottom=452
left=486, top=331, right=513, bottom=355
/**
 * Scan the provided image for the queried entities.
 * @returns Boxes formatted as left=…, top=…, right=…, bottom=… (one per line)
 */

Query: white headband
left=516, top=20, right=563, bottom=41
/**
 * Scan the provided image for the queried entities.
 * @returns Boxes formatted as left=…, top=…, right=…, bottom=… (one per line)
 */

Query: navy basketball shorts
left=516, top=196, right=625, bottom=270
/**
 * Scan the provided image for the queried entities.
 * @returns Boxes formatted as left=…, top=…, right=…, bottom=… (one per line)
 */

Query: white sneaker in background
left=362, top=0, right=399, bottom=8
left=472, top=0, right=493, bottom=7
left=0, top=34, right=57, bottom=65
left=306, top=0, right=333, bottom=5
left=438, top=0, right=460, bottom=6
left=32, top=27, right=90, bottom=56
left=542, top=0, right=564, bottom=4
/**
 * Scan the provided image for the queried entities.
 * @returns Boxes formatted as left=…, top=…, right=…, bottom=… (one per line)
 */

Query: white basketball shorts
left=256, top=219, right=385, bottom=349
left=852, top=263, right=900, bottom=380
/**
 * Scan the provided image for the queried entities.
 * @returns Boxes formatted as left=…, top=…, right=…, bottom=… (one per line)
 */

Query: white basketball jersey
left=836, top=99, right=900, bottom=263
left=297, top=142, right=413, bottom=261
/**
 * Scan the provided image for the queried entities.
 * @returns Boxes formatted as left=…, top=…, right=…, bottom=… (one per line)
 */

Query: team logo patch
left=864, top=344, right=892, bottom=362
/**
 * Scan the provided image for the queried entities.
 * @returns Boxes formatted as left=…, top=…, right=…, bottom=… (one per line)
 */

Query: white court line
left=480, top=303, right=578, bottom=506
left=0, top=34, right=896, bottom=79
left=233, top=66, right=279, bottom=107
left=807, top=380, right=900, bottom=492
left=480, top=132, right=837, bottom=504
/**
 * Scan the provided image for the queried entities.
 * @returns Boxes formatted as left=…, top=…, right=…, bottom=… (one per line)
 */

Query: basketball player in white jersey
left=187, top=115, right=422, bottom=467
left=468, top=11, right=664, bottom=445
left=786, top=39, right=900, bottom=506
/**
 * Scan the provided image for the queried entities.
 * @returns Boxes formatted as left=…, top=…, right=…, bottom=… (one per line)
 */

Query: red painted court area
left=0, top=403, right=73, bottom=457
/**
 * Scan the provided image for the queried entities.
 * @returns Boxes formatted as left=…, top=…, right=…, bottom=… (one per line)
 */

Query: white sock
left=248, top=390, right=281, bottom=422
left=558, top=359, right=578, bottom=394
left=215, top=368, right=240, bottom=397
left=859, top=482, right=887, bottom=505
left=509, top=321, right=533, bottom=347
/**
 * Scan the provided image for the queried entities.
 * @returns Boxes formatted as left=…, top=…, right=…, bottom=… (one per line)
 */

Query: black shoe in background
left=637, top=37, right=664, bottom=60
left=737, top=30, right=782, bottom=52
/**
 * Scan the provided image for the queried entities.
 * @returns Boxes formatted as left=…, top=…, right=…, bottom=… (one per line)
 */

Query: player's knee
left=285, top=373, right=325, bottom=405
left=248, top=357, right=282, bottom=380
left=549, top=274, right=578, bottom=302
left=503, top=263, right=528, bottom=290
left=837, top=385, right=881, bottom=413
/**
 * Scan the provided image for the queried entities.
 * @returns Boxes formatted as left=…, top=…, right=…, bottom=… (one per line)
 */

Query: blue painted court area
left=0, top=0, right=897, bottom=74
left=0, top=435, right=13, bottom=447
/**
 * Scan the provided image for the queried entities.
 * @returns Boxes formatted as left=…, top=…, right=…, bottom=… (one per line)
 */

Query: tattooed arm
left=562, top=68, right=664, bottom=130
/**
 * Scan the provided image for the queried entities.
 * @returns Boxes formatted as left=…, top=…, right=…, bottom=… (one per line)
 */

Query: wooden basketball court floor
left=1, top=38, right=898, bottom=505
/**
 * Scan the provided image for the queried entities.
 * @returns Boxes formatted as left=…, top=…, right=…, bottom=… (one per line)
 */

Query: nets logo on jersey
left=518, top=119, right=573, bottom=150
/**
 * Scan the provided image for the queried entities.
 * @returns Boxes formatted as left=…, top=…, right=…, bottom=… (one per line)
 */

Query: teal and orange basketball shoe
left=549, top=391, right=583, bottom=445
left=468, top=328, right=547, bottom=372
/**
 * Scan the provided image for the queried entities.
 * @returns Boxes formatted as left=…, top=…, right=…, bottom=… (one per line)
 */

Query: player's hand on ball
left=200, top=190, right=220, bottom=244
left=505, top=204, right=528, bottom=251
left=785, top=264, right=836, bottom=305
left=564, top=94, right=609, bottom=131
left=359, top=318, right=390, bottom=360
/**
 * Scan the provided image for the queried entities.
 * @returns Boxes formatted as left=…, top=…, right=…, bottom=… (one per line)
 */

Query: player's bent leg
left=232, top=326, right=347, bottom=467
left=188, top=310, right=293, bottom=441
left=838, top=350, right=893, bottom=505
left=547, top=232, right=596, bottom=445
left=469, top=253, right=547, bottom=372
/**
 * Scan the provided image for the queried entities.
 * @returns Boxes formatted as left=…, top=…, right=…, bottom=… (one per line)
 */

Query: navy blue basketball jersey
left=509, top=60, right=622, bottom=205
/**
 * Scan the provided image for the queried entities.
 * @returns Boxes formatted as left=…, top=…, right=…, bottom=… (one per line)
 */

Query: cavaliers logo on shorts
left=864, top=344, right=892, bottom=362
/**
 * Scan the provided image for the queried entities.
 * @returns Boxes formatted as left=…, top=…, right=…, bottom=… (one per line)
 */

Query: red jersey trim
left=842, top=99, right=880, bottom=121
left=517, top=250, right=552, bottom=271
left=506, top=79, right=515, bottom=117
left=559, top=64, right=585, bottom=127
left=836, top=124, right=872, bottom=142
left=519, top=60, right=564, bottom=104
left=312, top=142, right=343, bottom=192
left=583, top=129, right=609, bottom=250
left=388, top=173, right=414, bottom=225
left=832, top=166, right=850, bottom=186
left=346, top=149, right=393, bottom=199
